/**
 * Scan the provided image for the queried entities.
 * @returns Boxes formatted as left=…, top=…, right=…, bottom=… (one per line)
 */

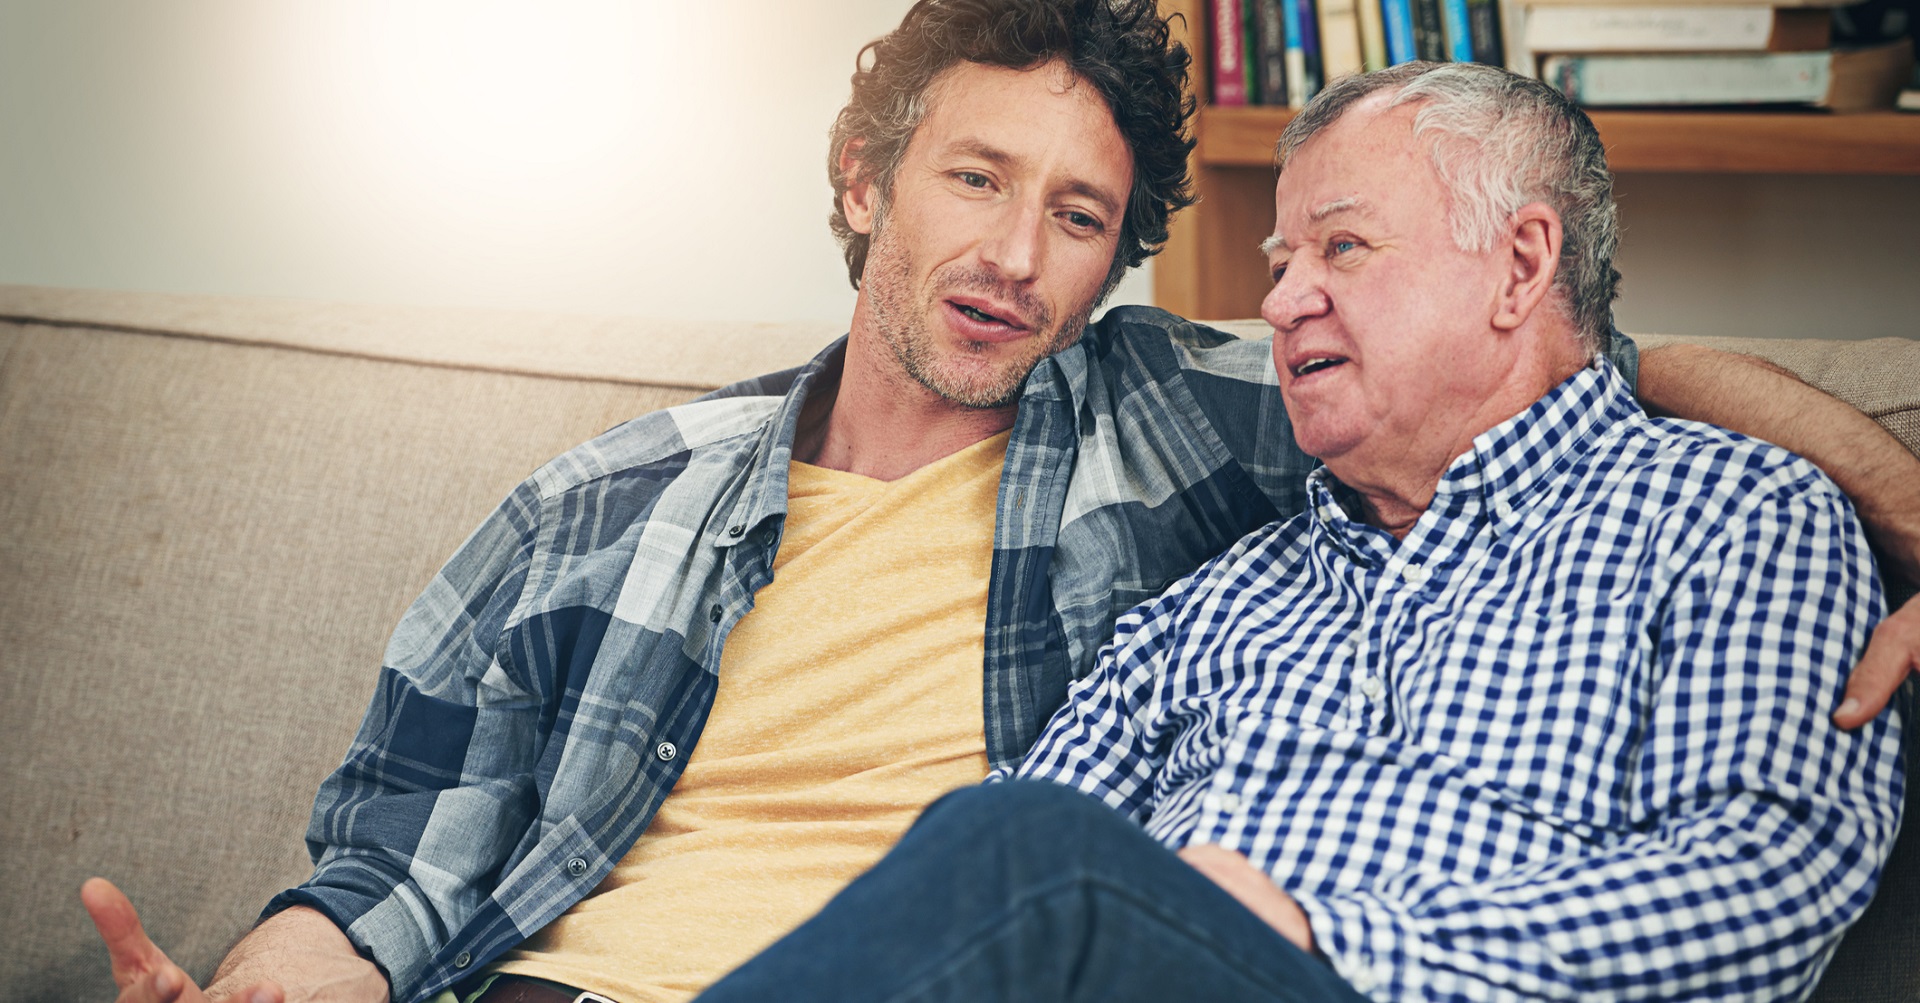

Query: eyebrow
left=1259, top=197, right=1372, bottom=256
left=945, top=139, right=1124, bottom=219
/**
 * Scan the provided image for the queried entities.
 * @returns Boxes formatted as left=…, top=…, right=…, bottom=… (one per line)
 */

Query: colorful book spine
left=1441, top=0, right=1476, bottom=60
left=1281, top=0, right=1310, bottom=106
left=1299, top=0, right=1326, bottom=96
left=1356, top=0, right=1390, bottom=69
left=1256, top=0, right=1291, bottom=105
left=1382, top=0, right=1418, bottom=64
left=1465, top=0, right=1503, bottom=63
left=1211, top=0, right=1250, bottom=105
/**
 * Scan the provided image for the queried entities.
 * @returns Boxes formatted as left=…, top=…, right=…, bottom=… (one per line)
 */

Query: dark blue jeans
left=696, top=780, right=1370, bottom=1003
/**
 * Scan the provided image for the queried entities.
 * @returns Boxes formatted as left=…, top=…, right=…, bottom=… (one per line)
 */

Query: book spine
left=1244, top=0, right=1262, bottom=98
left=1441, top=0, right=1476, bottom=60
left=1281, top=0, right=1311, bottom=106
left=1541, top=50, right=1832, bottom=106
left=1299, top=0, right=1326, bottom=95
left=1522, top=7, right=1826, bottom=54
left=1357, top=0, right=1391, bottom=69
left=1211, top=0, right=1249, bottom=105
left=1319, top=0, right=1368, bottom=81
left=1413, top=0, right=1448, bottom=60
left=1501, top=0, right=1533, bottom=74
left=1256, top=0, right=1291, bottom=105
left=1382, top=0, right=1417, bottom=64
left=1466, top=0, right=1504, bottom=64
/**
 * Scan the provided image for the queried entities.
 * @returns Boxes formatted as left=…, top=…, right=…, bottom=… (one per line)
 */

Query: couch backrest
left=2, top=290, right=1914, bottom=1002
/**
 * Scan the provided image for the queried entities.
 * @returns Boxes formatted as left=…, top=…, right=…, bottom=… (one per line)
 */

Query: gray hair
left=1276, top=62, right=1619, bottom=355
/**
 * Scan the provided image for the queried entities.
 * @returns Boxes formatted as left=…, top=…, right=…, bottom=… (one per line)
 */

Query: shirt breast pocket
left=1407, top=604, right=1650, bottom=826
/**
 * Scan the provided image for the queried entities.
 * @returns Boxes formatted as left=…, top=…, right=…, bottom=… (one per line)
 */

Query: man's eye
left=1330, top=239, right=1359, bottom=255
left=956, top=171, right=991, bottom=189
left=1271, top=264, right=1288, bottom=284
left=1063, top=211, right=1102, bottom=232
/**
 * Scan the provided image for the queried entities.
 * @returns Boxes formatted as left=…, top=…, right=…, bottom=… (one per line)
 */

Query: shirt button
left=453, top=951, right=472, bottom=969
left=565, top=856, right=589, bottom=877
left=1350, top=970, right=1374, bottom=992
left=1218, top=792, right=1242, bottom=812
left=727, top=525, right=744, bottom=538
left=656, top=741, right=678, bottom=762
left=1360, top=676, right=1383, bottom=698
left=1402, top=562, right=1427, bottom=584
left=708, top=604, right=723, bottom=622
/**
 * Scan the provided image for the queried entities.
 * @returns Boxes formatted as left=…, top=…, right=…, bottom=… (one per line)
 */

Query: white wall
left=0, top=0, right=1906, bottom=338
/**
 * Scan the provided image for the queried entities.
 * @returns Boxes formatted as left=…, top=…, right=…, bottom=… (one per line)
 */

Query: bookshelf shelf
left=1153, top=0, right=1920, bottom=319
left=1198, top=105, right=1920, bottom=173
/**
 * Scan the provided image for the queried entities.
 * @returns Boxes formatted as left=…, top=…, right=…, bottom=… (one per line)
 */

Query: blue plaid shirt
left=267, top=308, right=1637, bottom=1002
left=1009, top=360, right=1903, bottom=1002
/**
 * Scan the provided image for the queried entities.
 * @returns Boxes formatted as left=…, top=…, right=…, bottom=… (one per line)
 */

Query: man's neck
left=792, top=330, right=1020, bottom=482
left=1341, top=343, right=1588, bottom=541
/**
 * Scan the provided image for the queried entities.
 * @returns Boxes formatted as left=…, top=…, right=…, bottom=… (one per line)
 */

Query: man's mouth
left=957, top=303, right=1011, bottom=326
left=946, top=297, right=1033, bottom=336
left=1290, top=356, right=1348, bottom=377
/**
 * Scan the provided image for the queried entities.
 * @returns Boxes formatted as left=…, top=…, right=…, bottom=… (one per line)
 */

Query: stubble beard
left=863, top=217, right=1093, bottom=410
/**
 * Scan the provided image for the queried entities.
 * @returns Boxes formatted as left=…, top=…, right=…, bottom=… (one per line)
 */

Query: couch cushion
left=0, top=315, right=811, bottom=1000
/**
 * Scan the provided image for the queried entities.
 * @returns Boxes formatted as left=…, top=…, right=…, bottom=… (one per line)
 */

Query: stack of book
left=1518, top=0, right=1914, bottom=109
left=1210, top=0, right=1916, bottom=111
left=1209, top=0, right=1505, bottom=109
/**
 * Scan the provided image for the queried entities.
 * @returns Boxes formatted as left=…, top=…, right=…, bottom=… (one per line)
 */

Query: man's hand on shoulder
left=1176, top=844, right=1316, bottom=954
left=83, top=877, right=389, bottom=1003
left=1836, top=595, right=1920, bottom=729
left=82, top=877, right=281, bottom=1003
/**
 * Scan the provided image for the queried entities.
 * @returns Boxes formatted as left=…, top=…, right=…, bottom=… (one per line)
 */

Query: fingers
left=82, top=877, right=170, bottom=989
left=1834, top=597, right=1920, bottom=729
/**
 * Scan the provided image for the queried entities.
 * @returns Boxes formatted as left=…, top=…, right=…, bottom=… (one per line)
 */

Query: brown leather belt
left=472, top=975, right=621, bottom=1003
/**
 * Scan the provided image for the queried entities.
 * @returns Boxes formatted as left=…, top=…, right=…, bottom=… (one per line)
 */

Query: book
left=1211, top=0, right=1251, bottom=105
left=1467, top=0, right=1506, bottom=64
left=1300, top=0, right=1328, bottom=101
left=1524, top=6, right=1832, bottom=53
left=1541, top=39, right=1916, bottom=109
left=1357, top=0, right=1391, bottom=69
left=1242, top=0, right=1263, bottom=98
left=1282, top=0, right=1311, bottom=105
left=1319, top=0, right=1369, bottom=80
left=1504, top=0, right=1536, bottom=72
left=1414, top=0, right=1450, bottom=59
left=1384, top=0, right=1420, bottom=63
left=1442, top=0, right=1478, bottom=60
left=1256, top=0, right=1291, bottom=105
left=1524, top=0, right=1851, bottom=6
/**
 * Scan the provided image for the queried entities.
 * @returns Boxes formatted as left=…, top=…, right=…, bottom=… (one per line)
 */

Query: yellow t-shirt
left=489, top=431, right=1007, bottom=1002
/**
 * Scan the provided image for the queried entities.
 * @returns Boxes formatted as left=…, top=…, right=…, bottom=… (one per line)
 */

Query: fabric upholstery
left=0, top=288, right=1913, bottom=1003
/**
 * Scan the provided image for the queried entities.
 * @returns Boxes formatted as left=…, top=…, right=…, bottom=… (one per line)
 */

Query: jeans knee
left=913, top=780, right=1128, bottom=869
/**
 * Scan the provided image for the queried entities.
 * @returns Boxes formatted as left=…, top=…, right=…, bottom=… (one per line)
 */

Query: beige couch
left=2, top=284, right=1914, bottom=1002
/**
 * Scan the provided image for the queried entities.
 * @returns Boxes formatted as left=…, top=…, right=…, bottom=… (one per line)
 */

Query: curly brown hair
left=827, top=0, right=1196, bottom=298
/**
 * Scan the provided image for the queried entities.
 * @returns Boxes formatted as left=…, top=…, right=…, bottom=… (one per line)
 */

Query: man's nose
left=981, top=200, right=1043, bottom=283
left=1260, top=260, right=1330, bottom=333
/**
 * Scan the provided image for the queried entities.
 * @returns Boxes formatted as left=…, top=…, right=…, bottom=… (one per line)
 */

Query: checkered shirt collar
left=1306, top=358, right=1635, bottom=552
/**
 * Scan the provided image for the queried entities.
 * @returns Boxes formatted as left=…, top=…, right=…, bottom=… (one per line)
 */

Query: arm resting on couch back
left=1635, top=342, right=1920, bottom=727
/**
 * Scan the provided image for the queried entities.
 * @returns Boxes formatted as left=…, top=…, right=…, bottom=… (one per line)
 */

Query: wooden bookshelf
left=1153, top=0, right=1920, bottom=319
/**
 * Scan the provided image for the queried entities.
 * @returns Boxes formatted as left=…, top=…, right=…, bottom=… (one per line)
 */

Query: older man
left=694, top=62, right=1905, bottom=1003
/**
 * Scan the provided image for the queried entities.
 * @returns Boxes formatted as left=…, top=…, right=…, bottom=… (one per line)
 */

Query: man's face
left=849, top=59, right=1133, bottom=409
left=1262, top=100, right=1513, bottom=475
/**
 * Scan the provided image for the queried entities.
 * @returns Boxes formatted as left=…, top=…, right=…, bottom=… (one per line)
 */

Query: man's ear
left=839, top=139, right=877, bottom=236
left=1492, top=202, right=1563, bottom=332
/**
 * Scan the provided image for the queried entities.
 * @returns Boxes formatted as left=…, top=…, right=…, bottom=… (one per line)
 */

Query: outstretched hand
left=81, top=878, right=284, bottom=1003
left=1835, top=593, right=1920, bottom=730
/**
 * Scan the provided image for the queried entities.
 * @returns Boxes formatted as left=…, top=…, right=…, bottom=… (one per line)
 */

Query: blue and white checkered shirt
left=1010, top=360, right=1903, bottom=1002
